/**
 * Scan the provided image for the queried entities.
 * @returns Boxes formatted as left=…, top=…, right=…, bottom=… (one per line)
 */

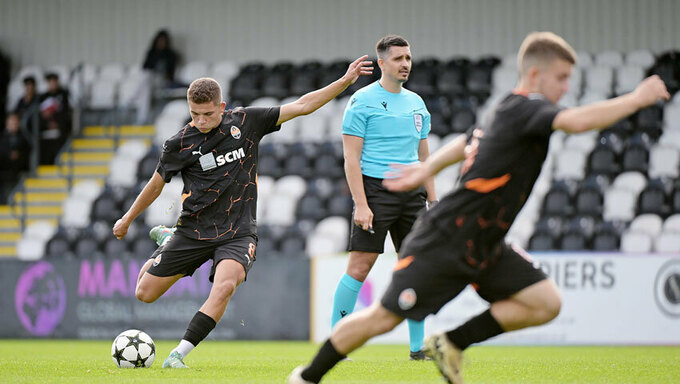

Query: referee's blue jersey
left=342, top=81, right=431, bottom=179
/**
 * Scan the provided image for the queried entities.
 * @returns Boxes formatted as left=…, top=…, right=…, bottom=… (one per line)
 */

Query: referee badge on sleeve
left=413, top=114, right=423, bottom=133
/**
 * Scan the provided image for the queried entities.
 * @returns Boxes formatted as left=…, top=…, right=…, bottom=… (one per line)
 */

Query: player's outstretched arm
left=553, top=75, right=670, bottom=134
left=384, top=134, right=467, bottom=192
left=276, top=55, right=373, bottom=125
left=113, top=171, right=166, bottom=239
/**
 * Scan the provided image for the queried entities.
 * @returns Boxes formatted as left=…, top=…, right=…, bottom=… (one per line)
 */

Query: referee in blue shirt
left=331, top=35, right=437, bottom=360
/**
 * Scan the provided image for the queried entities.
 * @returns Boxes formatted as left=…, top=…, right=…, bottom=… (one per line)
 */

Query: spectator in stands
left=143, top=29, right=182, bottom=88
left=0, top=113, right=30, bottom=202
left=14, top=76, right=39, bottom=117
left=39, top=73, right=70, bottom=164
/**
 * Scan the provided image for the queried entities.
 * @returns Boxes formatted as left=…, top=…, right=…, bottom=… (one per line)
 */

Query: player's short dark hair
left=23, top=76, right=36, bottom=86
left=518, top=32, right=576, bottom=76
left=187, top=77, right=222, bottom=105
left=45, top=73, right=59, bottom=81
left=376, top=34, right=409, bottom=59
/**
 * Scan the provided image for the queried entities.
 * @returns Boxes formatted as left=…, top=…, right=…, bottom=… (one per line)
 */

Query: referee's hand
left=353, top=204, right=374, bottom=233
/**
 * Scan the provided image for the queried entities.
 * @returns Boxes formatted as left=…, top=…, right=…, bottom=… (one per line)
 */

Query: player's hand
left=113, top=218, right=130, bottom=240
left=632, top=75, right=670, bottom=109
left=383, top=163, right=429, bottom=192
left=353, top=204, right=374, bottom=232
left=343, top=55, right=374, bottom=85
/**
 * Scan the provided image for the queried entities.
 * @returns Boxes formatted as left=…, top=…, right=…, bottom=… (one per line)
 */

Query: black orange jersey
left=156, top=106, right=280, bottom=241
left=424, top=92, right=561, bottom=258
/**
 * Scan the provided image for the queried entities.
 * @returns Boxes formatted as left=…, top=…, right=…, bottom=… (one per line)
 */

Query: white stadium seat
left=629, top=214, right=663, bottom=238
left=620, top=231, right=652, bottom=253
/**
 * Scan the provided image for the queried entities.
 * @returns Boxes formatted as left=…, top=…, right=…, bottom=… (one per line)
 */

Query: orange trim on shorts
left=394, top=255, right=415, bottom=271
left=182, top=191, right=192, bottom=203
left=465, top=174, right=511, bottom=193
left=471, top=282, right=480, bottom=291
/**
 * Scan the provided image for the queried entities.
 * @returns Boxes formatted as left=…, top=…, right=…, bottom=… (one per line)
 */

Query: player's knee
left=213, top=279, right=237, bottom=301
left=135, top=286, right=157, bottom=303
left=536, top=290, right=562, bottom=324
left=347, top=263, right=371, bottom=281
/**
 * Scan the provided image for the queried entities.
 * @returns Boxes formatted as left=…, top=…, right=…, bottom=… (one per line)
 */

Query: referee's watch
left=426, top=200, right=439, bottom=210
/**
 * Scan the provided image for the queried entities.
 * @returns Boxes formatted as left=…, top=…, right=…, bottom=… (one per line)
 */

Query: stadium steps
left=2, top=125, right=155, bottom=258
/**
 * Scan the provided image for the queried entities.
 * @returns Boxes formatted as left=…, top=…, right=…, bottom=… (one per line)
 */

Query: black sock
left=301, top=339, right=346, bottom=383
left=446, top=309, right=504, bottom=350
left=182, top=311, right=217, bottom=347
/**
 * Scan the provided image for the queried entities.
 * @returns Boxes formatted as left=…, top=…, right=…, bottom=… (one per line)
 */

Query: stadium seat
left=663, top=214, right=680, bottom=233
left=621, top=137, right=650, bottom=174
left=104, top=238, right=129, bottom=258
left=88, top=78, right=118, bottom=109
left=313, top=153, right=343, bottom=179
left=327, top=194, right=352, bottom=219
left=436, top=59, right=468, bottom=95
left=566, top=67, right=583, bottom=98
left=620, top=230, right=652, bottom=253
left=542, top=181, right=574, bottom=216
left=575, top=178, right=605, bottom=216
left=588, top=143, right=620, bottom=177
left=262, top=195, right=297, bottom=226
left=528, top=230, right=556, bottom=251
left=290, top=61, right=322, bottom=96
left=663, top=102, right=680, bottom=131
left=578, top=91, right=607, bottom=106
left=585, top=66, right=614, bottom=95
left=591, top=222, right=620, bottom=251
left=554, top=149, right=587, bottom=180
left=603, top=187, right=637, bottom=222
left=575, top=51, right=594, bottom=68
left=629, top=213, right=664, bottom=238
left=564, top=131, right=598, bottom=153
left=450, top=106, right=476, bottom=133
left=612, top=171, right=647, bottom=195
left=91, top=195, right=122, bottom=223
left=615, top=66, right=645, bottom=95
left=649, top=145, right=680, bottom=178
left=625, top=50, right=655, bottom=68
left=132, top=237, right=157, bottom=258
left=61, top=198, right=93, bottom=228
left=491, top=66, right=518, bottom=95
left=144, top=195, right=181, bottom=227
left=177, top=61, right=210, bottom=86
left=98, top=63, right=127, bottom=82
left=637, top=179, right=671, bottom=217
left=296, top=193, right=326, bottom=221
left=75, top=237, right=103, bottom=259
left=654, top=232, right=680, bottom=252
left=45, top=235, right=73, bottom=259
left=280, top=236, right=306, bottom=258
left=595, top=51, right=624, bottom=68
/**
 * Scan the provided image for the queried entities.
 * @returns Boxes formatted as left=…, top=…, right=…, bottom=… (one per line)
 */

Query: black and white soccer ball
left=111, top=329, right=156, bottom=368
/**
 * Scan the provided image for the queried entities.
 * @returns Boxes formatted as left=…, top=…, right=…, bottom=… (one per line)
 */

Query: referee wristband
left=426, top=200, right=439, bottom=210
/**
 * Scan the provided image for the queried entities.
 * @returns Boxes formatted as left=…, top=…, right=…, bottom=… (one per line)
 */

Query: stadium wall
left=0, top=0, right=678, bottom=71
left=1, top=257, right=310, bottom=340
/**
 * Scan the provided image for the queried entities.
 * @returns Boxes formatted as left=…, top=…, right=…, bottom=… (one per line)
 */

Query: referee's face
left=189, top=100, right=225, bottom=133
left=379, top=46, right=412, bottom=84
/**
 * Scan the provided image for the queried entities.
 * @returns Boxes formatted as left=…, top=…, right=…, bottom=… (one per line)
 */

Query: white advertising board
left=311, top=253, right=680, bottom=345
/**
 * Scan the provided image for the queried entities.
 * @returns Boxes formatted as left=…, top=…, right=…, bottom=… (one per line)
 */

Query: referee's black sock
left=301, top=339, right=346, bottom=383
left=445, top=309, right=504, bottom=350
left=183, top=311, right=217, bottom=347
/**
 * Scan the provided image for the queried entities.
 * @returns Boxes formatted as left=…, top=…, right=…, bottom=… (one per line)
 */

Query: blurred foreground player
left=288, top=31, right=669, bottom=384
left=113, top=56, right=373, bottom=368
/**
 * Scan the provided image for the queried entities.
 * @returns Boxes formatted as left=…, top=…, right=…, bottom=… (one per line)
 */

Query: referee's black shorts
left=349, top=175, right=426, bottom=254
left=146, top=232, right=257, bottom=282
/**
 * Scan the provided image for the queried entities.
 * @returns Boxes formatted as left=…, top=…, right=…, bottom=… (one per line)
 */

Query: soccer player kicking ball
left=112, top=56, right=373, bottom=369
left=288, top=32, right=669, bottom=384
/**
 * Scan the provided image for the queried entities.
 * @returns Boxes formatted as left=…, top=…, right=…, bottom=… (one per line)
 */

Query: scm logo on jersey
left=216, top=147, right=246, bottom=166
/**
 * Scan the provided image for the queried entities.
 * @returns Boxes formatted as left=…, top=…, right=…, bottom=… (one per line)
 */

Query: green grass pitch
left=1, top=340, right=678, bottom=383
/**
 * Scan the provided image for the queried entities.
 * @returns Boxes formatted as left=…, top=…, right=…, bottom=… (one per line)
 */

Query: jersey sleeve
left=341, top=96, right=369, bottom=138
left=521, top=98, right=562, bottom=137
left=421, top=110, right=431, bottom=139
left=155, top=137, right=184, bottom=183
left=244, top=106, right=281, bottom=140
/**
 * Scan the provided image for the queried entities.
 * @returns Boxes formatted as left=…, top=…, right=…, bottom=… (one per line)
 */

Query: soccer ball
left=111, top=329, right=156, bottom=368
